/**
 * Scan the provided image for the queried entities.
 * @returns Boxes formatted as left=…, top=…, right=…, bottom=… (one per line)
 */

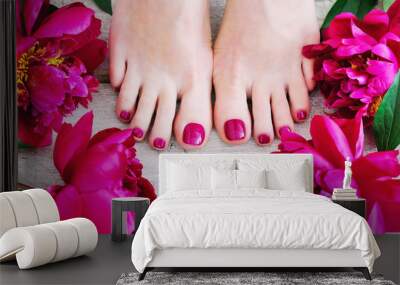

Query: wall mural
left=17, top=0, right=400, bottom=234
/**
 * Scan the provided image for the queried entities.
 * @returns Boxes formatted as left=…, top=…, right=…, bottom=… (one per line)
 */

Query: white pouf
left=0, top=218, right=98, bottom=269
left=0, top=189, right=98, bottom=269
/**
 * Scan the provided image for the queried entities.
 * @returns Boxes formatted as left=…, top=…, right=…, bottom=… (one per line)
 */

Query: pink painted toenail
left=120, top=111, right=131, bottom=121
left=258, top=134, right=271, bottom=145
left=133, top=127, right=144, bottom=139
left=153, top=138, right=166, bottom=149
left=183, top=123, right=205, bottom=146
left=224, top=119, right=246, bottom=141
left=279, top=126, right=291, bottom=136
left=297, top=110, right=307, bottom=121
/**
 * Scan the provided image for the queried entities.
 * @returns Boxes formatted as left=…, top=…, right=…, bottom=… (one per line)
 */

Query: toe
left=174, top=86, right=212, bottom=149
left=252, top=85, right=274, bottom=146
left=271, top=87, right=294, bottom=138
left=288, top=72, right=310, bottom=123
left=129, top=85, right=159, bottom=140
left=214, top=85, right=251, bottom=144
left=148, top=87, right=177, bottom=150
left=115, top=69, right=141, bottom=123
left=109, top=35, right=126, bottom=89
left=302, top=57, right=316, bottom=91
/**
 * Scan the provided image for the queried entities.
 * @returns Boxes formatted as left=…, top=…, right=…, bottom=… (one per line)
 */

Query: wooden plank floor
left=18, top=0, right=380, bottom=190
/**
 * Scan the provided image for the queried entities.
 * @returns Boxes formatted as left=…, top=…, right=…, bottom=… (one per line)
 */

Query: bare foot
left=213, top=0, right=319, bottom=145
left=109, top=0, right=213, bottom=150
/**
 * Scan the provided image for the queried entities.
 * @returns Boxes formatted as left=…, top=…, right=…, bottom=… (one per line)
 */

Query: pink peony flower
left=48, top=112, right=157, bottom=234
left=17, top=0, right=107, bottom=147
left=303, top=2, right=400, bottom=121
left=277, top=115, right=400, bottom=234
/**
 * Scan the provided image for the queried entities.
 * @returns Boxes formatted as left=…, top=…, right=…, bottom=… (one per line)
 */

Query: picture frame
left=0, top=0, right=17, bottom=192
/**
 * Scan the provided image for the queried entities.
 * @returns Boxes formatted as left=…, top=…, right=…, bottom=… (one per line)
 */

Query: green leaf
left=322, top=0, right=378, bottom=29
left=17, top=141, right=31, bottom=149
left=93, top=0, right=112, bottom=15
left=383, top=0, right=396, bottom=11
left=373, top=72, right=400, bottom=151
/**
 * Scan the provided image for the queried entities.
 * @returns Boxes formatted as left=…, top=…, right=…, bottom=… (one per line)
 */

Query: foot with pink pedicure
left=213, top=0, right=320, bottom=146
left=109, top=0, right=213, bottom=150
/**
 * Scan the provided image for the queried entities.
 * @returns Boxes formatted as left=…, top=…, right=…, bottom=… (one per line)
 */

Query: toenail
left=258, top=134, right=271, bottom=145
left=224, top=119, right=246, bottom=141
left=278, top=126, right=292, bottom=136
left=119, top=111, right=131, bottom=121
left=183, top=123, right=205, bottom=146
left=153, top=138, right=166, bottom=149
left=297, top=110, right=308, bottom=121
left=133, top=127, right=144, bottom=139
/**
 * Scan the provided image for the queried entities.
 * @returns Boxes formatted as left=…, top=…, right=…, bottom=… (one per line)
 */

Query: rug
left=116, top=271, right=396, bottom=285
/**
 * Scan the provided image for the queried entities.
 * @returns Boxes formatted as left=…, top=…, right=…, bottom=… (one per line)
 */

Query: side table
left=112, top=197, right=150, bottom=242
left=332, top=198, right=366, bottom=218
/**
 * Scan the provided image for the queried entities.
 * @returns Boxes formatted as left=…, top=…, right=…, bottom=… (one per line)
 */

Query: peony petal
left=16, top=0, right=22, bottom=37
left=137, top=177, right=157, bottom=202
left=334, top=114, right=364, bottom=159
left=352, top=150, right=400, bottom=180
left=321, top=168, right=356, bottom=193
left=71, top=39, right=108, bottom=73
left=70, top=144, right=128, bottom=193
left=18, top=110, right=53, bottom=147
left=28, top=65, right=66, bottom=112
left=366, top=59, right=397, bottom=94
left=358, top=9, right=390, bottom=41
left=371, top=43, right=398, bottom=64
left=322, top=60, right=343, bottom=79
left=325, top=12, right=356, bottom=39
left=24, top=0, right=47, bottom=35
left=89, top=129, right=133, bottom=148
left=345, top=69, right=368, bottom=85
left=349, top=88, right=368, bottom=99
left=80, top=190, right=114, bottom=234
left=367, top=202, right=386, bottom=234
left=351, top=20, right=377, bottom=45
left=80, top=189, right=134, bottom=234
left=388, top=0, right=400, bottom=35
left=358, top=178, right=400, bottom=233
left=61, top=17, right=102, bottom=55
left=49, top=185, right=83, bottom=220
left=278, top=131, right=335, bottom=171
left=302, top=43, right=332, bottom=58
left=33, top=3, right=94, bottom=39
left=16, top=36, right=36, bottom=57
left=67, top=74, right=89, bottom=98
left=88, top=128, right=122, bottom=147
left=310, top=115, right=354, bottom=168
left=335, top=39, right=372, bottom=58
left=376, top=200, right=400, bottom=233
left=387, top=38, right=400, bottom=64
left=54, top=111, right=93, bottom=181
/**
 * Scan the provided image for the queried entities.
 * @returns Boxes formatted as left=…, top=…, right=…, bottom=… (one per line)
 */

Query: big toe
left=214, top=84, right=251, bottom=144
left=174, top=86, right=212, bottom=149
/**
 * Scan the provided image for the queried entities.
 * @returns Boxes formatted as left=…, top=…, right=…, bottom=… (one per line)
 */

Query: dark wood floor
left=1, top=234, right=399, bottom=285
left=0, top=235, right=133, bottom=285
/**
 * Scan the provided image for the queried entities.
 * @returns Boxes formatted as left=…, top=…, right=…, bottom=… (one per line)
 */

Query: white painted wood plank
left=18, top=83, right=377, bottom=191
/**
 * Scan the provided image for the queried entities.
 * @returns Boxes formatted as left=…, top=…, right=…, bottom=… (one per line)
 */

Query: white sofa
left=0, top=189, right=98, bottom=269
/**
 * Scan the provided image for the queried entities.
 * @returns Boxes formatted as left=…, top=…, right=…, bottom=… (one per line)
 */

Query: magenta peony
left=17, top=0, right=107, bottom=147
left=48, top=112, right=157, bottom=234
left=303, top=2, right=400, bottom=121
left=277, top=115, right=400, bottom=234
